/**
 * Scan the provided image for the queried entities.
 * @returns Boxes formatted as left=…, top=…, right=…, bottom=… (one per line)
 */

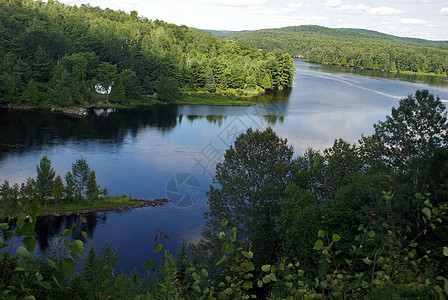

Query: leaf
left=143, top=259, right=155, bottom=270
left=257, top=280, right=263, bottom=287
left=261, top=264, right=271, bottom=272
left=443, top=247, right=448, bottom=257
left=422, top=207, right=431, bottom=220
left=262, top=274, right=271, bottom=283
left=368, top=231, right=375, bottom=238
left=0, top=223, right=9, bottom=230
left=47, top=258, right=57, bottom=270
left=201, top=269, right=209, bottom=277
left=81, top=231, right=87, bottom=239
left=242, top=251, right=253, bottom=259
left=216, top=255, right=227, bottom=266
left=318, top=229, right=325, bottom=237
left=225, top=243, right=234, bottom=254
left=17, top=246, right=31, bottom=259
left=39, top=280, right=51, bottom=290
left=246, top=262, right=255, bottom=271
left=243, top=281, right=253, bottom=290
left=60, top=258, right=75, bottom=277
left=219, top=231, right=226, bottom=239
left=332, top=234, right=341, bottom=242
left=20, top=222, right=37, bottom=237
left=74, top=240, right=84, bottom=254
left=154, top=242, right=163, bottom=253
left=23, top=237, right=36, bottom=252
left=269, top=273, right=277, bottom=282
left=415, top=193, right=426, bottom=200
left=313, top=239, right=324, bottom=250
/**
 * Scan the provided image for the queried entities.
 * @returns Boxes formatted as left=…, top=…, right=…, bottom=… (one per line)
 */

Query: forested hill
left=0, top=1, right=294, bottom=109
left=218, top=25, right=448, bottom=75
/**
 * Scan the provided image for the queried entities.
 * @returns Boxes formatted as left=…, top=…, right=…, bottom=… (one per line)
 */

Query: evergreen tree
left=22, top=78, right=40, bottom=107
left=52, top=175, right=65, bottom=208
left=35, top=155, right=56, bottom=209
left=109, top=75, right=126, bottom=103
left=205, top=69, right=216, bottom=93
left=260, top=72, right=272, bottom=90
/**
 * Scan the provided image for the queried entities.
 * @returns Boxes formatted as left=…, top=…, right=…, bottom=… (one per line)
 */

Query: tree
left=205, top=69, right=216, bottom=93
left=52, top=175, right=65, bottom=208
left=122, top=69, right=143, bottom=100
left=367, top=89, right=448, bottom=192
left=86, top=170, right=106, bottom=202
left=260, top=72, right=272, bottom=90
left=156, top=76, right=181, bottom=102
left=109, top=74, right=126, bottom=103
left=65, top=157, right=92, bottom=203
left=96, top=62, right=117, bottom=104
left=22, top=78, right=40, bottom=107
left=203, top=127, right=294, bottom=264
left=65, top=157, right=104, bottom=204
left=35, top=155, right=56, bottom=209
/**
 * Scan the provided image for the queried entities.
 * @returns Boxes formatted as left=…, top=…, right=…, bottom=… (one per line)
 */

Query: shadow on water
left=0, top=105, right=180, bottom=159
left=32, top=212, right=109, bottom=251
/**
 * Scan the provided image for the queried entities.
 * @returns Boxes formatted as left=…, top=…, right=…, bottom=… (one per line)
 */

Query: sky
left=58, top=0, right=448, bottom=40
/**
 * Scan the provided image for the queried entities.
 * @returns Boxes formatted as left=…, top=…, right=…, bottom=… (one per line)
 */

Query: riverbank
left=0, top=197, right=171, bottom=219
left=0, top=90, right=260, bottom=116
left=38, top=198, right=171, bottom=217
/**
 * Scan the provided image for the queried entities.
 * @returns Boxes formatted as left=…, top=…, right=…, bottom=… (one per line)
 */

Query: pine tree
left=22, top=78, right=40, bottom=107
left=36, top=155, right=56, bottom=209
left=205, top=69, right=217, bottom=93
left=109, top=75, right=126, bottom=103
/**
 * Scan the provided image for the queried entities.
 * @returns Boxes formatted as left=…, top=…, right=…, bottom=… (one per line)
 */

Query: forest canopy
left=0, top=0, right=294, bottom=108
left=219, top=25, right=448, bottom=75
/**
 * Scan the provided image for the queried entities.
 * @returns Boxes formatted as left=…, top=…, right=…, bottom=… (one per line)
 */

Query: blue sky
left=59, top=0, right=448, bottom=40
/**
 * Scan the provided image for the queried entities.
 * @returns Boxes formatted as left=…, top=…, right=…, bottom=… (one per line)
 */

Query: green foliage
left=223, top=25, right=448, bottom=75
left=157, top=76, right=181, bottom=102
left=35, top=155, right=56, bottom=209
left=109, top=74, right=126, bottom=103
left=203, top=127, right=294, bottom=266
left=65, top=157, right=105, bottom=204
left=0, top=0, right=294, bottom=108
left=0, top=202, right=86, bottom=299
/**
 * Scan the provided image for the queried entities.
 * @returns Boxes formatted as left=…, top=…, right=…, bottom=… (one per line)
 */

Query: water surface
left=1, top=60, right=448, bottom=272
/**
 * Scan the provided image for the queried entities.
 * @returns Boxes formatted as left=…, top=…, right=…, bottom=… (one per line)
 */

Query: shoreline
left=1, top=198, right=171, bottom=219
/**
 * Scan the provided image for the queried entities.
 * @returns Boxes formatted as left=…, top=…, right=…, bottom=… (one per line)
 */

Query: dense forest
left=217, top=25, right=448, bottom=75
left=2, top=90, right=448, bottom=299
left=0, top=0, right=294, bottom=108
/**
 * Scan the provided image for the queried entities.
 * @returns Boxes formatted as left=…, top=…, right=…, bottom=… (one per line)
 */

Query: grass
left=173, top=91, right=258, bottom=106
left=42, top=195, right=138, bottom=214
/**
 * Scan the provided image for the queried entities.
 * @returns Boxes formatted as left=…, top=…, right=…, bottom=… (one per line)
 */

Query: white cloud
left=325, top=1, right=403, bottom=15
left=370, top=6, right=403, bottom=15
left=400, top=18, right=428, bottom=24
left=441, top=7, right=448, bottom=15
left=207, top=0, right=267, bottom=6
left=324, top=0, right=341, bottom=7
left=279, top=2, right=309, bottom=15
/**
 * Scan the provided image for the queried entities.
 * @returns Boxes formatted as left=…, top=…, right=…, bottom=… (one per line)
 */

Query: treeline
left=0, top=0, right=294, bottom=108
left=222, top=25, right=448, bottom=75
left=2, top=90, right=448, bottom=299
left=0, top=156, right=106, bottom=214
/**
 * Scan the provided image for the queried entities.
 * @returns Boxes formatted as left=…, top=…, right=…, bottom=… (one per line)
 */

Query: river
left=1, top=60, right=448, bottom=273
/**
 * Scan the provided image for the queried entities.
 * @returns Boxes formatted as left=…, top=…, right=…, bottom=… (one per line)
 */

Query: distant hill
left=189, top=28, right=238, bottom=38
left=192, top=25, right=448, bottom=75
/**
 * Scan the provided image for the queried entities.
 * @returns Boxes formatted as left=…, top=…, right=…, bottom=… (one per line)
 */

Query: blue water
left=1, top=60, right=448, bottom=273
